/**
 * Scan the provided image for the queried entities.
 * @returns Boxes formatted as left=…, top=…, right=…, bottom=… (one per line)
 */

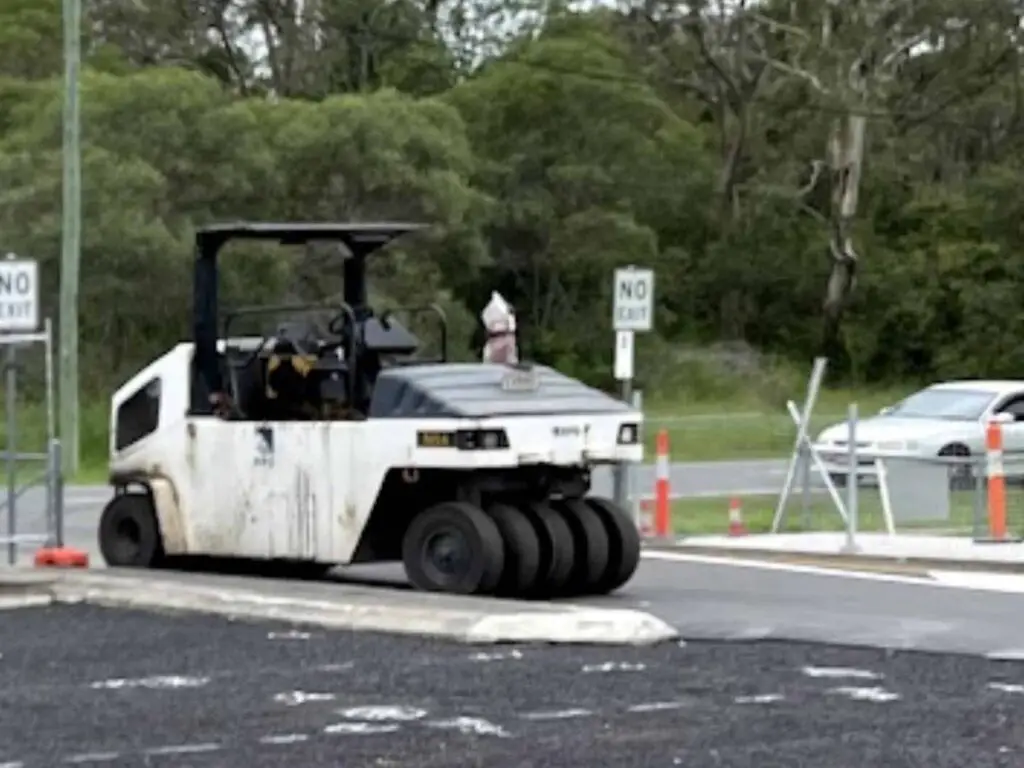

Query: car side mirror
left=991, top=412, right=1015, bottom=425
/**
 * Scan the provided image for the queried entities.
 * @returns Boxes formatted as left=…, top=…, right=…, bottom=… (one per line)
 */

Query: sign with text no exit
left=0, top=258, right=38, bottom=332
left=613, top=267, right=654, bottom=332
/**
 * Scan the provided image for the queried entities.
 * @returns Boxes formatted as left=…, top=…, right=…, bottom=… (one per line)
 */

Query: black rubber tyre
left=402, top=501, right=505, bottom=595
left=584, top=496, right=641, bottom=594
left=519, top=502, right=576, bottom=599
left=98, top=492, right=164, bottom=568
left=486, top=503, right=542, bottom=597
left=552, top=498, right=610, bottom=597
left=939, top=443, right=975, bottom=491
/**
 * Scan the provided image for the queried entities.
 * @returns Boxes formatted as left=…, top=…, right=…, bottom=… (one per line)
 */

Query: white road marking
left=267, top=630, right=311, bottom=640
left=0, top=762, right=24, bottom=768
left=581, top=662, right=646, bottom=673
left=989, top=682, right=1024, bottom=694
left=324, top=722, right=400, bottom=735
left=647, top=550, right=1024, bottom=595
left=274, top=691, right=335, bottom=706
left=802, top=666, right=881, bottom=680
left=315, top=662, right=355, bottom=672
left=827, top=686, right=900, bottom=703
left=259, top=734, right=310, bottom=745
left=64, top=753, right=121, bottom=763
left=336, top=706, right=428, bottom=721
left=519, top=708, right=593, bottom=720
left=143, top=743, right=221, bottom=756
left=929, top=571, right=1024, bottom=594
left=90, top=675, right=209, bottom=690
left=427, top=716, right=511, bottom=738
left=626, top=701, right=687, bottom=713
left=734, top=694, right=784, bottom=704
left=644, top=550, right=939, bottom=585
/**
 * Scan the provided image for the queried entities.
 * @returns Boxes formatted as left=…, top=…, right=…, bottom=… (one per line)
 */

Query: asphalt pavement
left=2, top=603, right=1024, bottom=768
left=12, top=488, right=1024, bottom=656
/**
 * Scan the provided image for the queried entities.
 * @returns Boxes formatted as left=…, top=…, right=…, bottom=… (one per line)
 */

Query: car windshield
left=887, top=388, right=996, bottom=421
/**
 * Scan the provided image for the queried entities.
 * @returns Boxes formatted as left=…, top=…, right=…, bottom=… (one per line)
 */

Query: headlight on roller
left=617, top=423, right=640, bottom=445
left=456, top=429, right=510, bottom=450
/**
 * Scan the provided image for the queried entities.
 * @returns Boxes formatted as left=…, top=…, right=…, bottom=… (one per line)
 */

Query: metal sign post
left=0, top=254, right=61, bottom=565
left=612, top=266, right=654, bottom=508
left=772, top=357, right=850, bottom=532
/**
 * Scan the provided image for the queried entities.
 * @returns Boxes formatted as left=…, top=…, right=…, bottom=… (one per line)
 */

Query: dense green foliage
left=1, top=0, right=1023, bottom=399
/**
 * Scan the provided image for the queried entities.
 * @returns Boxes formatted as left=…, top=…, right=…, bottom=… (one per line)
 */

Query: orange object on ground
left=655, top=429, right=671, bottom=538
left=34, top=546, right=89, bottom=568
left=727, top=498, right=748, bottom=536
left=987, top=421, right=1007, bottom=540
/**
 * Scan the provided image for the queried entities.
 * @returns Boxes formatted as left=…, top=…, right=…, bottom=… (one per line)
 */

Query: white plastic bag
left=481, top=291, right=518, bottom=364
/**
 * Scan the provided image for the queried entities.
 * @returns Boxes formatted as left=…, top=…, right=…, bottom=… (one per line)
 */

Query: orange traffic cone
left=727, top=498, right=748, bottom=537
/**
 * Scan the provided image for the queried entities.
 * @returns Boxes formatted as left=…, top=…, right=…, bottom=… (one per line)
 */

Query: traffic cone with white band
left=727, top=497, right=747, bottom=537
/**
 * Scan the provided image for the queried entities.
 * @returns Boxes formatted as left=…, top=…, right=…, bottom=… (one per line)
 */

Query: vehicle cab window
left=115, top=377, right=162, bottom=450
left=994, top=394, right=1024, bottom=422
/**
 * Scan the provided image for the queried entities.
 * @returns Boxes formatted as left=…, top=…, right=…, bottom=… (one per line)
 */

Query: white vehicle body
left=814, top=379, right=1024, bottom=481
left=109, top=341, right=643, bottom=564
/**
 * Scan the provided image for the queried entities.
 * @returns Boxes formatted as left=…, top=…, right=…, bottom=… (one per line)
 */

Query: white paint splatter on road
left=63, top=752, right=121, bottom=763
left=828, top=686, right=900, bottom=703
left=143, top=743, right=221, bottom=756
left=427, top=716, right=511, bottom=738
left=469, top=650, right=524, bottom=662
left=581, top=662, right=646, bottom=673
left=336, top=705, right=428, bottom=722
left=626, top=701, right=688, bottom=713
left=989, top=682, right=1024, bottom=694
left=259, top=734, right=310, bottom=745
left=734, top=694, right=784, bottom=704
left=324, top=722, right=401, bottom=735
left=802, top=666, right=881, bottom=680
left=267, top=630, right=311, bottom=640
left=90, top=675, right=209, bottom=690
left=274, top=691, right=336, bottom=706
left=519, top=708, right=593, bottom=720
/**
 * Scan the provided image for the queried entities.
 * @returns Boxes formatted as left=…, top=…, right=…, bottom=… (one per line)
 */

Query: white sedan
left=814, top=380, right=1024, bottom=488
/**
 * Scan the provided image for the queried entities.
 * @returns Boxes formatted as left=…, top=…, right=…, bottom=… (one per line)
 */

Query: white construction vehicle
left=99, top=223, right=643, bottom=598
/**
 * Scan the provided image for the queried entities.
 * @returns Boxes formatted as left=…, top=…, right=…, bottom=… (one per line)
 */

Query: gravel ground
left=1, top=604, right=1023, bottom=767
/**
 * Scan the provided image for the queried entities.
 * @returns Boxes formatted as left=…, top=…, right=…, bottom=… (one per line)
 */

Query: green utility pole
left=59, top=0, right=81, bottom=476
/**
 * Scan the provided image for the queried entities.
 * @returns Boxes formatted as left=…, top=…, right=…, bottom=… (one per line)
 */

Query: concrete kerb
left=0, top=569, right=679, bottom=647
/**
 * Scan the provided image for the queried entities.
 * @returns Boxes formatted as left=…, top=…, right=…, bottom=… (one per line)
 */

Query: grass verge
left=664, top=490, right=986, bottom=538
left=642, top=386, right=911, bottom=462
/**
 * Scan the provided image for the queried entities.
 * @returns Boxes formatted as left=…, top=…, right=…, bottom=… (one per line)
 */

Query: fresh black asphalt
left=1, top=605, right=1023, bottom=767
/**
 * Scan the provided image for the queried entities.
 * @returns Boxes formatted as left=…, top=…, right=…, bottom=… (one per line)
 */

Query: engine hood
left=368, top=363, right=635, bottom=419
left=816, top=416, right=982, bottom=446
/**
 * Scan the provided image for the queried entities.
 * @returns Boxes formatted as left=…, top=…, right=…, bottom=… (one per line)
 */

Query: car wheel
left=938, top=443, right=975, bottom=492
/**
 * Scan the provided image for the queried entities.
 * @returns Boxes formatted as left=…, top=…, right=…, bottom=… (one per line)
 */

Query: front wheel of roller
left=584, top=496, right=641, bottom=594
left=551, top=499, right=610, bottom=597
left=402, top=502, right=505, bottom=595
left=486, top=503, right=542, bottom=597
left=98, top=493, right=164, bottom=568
